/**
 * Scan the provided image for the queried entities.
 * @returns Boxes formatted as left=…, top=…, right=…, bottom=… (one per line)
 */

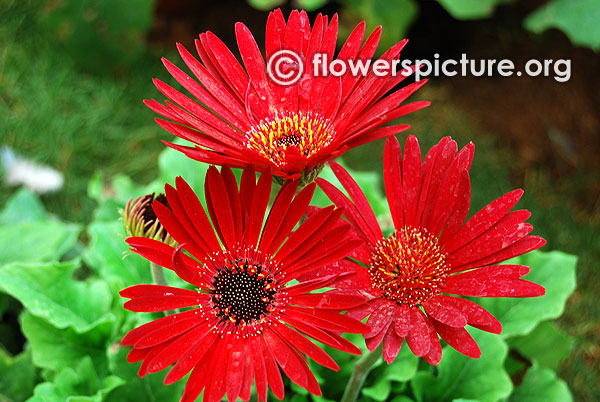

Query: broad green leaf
left=105, top=344, right=185, bottom=402
left=0, top=221, right=80, bottom=265
left=248, top=0, right=285, bottom=11
left=0, top=348, right=38, bottom=402
left=84, top=220, right=152, bottom=286
left=312, top=160, right=389, bottom=228
left=507, top=366, right=572, bottom=402
left=0, top=188, right=47, bottom=225
left=340, top=0, right=418, bottom=51
left=476, top=250, right=577, bottom=337
left=20, top=313, right=109, bottom=374
left=0, top=260, right=115, bottom=333
left=437, top=0, right=509, bottom=20
left=390, top=397, right=415, bottom=402
left=508, top=321, right=574, bottom=370
left=385, top=345, right=418, bottom=382
left=297, top=0, right=329, bottom=11
left=411, top=330, right=512, bottom=402
left=362, top=378, right=391, bottom=401
left=525, top=0, right=600, bottom=51
left=28, top=356, right=124, bottom=402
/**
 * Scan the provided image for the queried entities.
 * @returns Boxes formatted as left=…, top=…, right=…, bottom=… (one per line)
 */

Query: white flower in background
left=1, top=146, right=64, bottom=193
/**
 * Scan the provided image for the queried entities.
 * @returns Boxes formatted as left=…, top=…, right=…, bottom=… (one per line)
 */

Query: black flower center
left=210, top=259, right=278, bottom=325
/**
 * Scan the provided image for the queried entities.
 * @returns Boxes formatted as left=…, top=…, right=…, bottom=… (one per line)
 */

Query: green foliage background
left=1, top=0, right=597, bottom=401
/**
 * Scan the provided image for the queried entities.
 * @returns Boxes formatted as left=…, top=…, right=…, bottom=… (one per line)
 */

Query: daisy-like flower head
left=315, top=135, right=546, bottom=365
left=146, top=8, right=429, bottom=181
left=120, top=166, right=369, bottom=402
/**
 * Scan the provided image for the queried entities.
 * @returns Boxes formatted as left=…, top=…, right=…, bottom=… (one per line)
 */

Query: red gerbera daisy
left=315, top=135, right=546, bottom=365
left=145, top=8, right=429, bottom=180
left=120, top=167, right=368, bottom=402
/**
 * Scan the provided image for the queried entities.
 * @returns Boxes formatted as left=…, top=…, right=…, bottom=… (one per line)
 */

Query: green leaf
left=476, top=250, right=577, bottom=337
left=525, top=0, right=600, bottom=51
left=340, top=0, right=418, bottom=51
left=508, top=321, right=574, bottom=370
left=411, top=330, right=512, bottom=402
left=28, top=356, right=124, bottom=402
left=297, top=0, right=329, bottom=11
left=0, top=188, right=47, bottom=225
left=385, top=345, right=418, bottom=382
left=104, top=344, right=185, bottom=402
left=247, top=0, right=285, bottom=11
left=0, top=260, right=115, bottom=333
left=0, top=221, right=80, bottom=265
left=362, top=378, right=391, bottom=401
left=312, top=160, right=390, bottom=229
left=20, top=313, right=110, bottom=374
left=437, top=0, right=509, bottom=20
left=0, top=348, right=39, bottom=402
left=84, top=220, right=152, bottom=287
left=507, top=366, right=573, bottom=402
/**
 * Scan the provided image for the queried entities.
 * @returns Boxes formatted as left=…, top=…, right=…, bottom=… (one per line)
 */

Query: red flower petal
left=430, top=320, right=481, bottom=359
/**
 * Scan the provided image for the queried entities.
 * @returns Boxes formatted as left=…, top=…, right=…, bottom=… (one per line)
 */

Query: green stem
left=341, top=344, right=383, bottom=402
left=150, top=262, right=178, bottom=316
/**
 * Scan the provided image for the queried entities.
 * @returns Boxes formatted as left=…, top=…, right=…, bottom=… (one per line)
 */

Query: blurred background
left=0, top=0, right=598, bottom=400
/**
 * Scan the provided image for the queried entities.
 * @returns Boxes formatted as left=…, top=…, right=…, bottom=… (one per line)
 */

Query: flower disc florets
left=210, top=257, right=279, bottom=326
left=370, top=227, right=450, bottom=307
left=246, top=111, right=335, bottom=168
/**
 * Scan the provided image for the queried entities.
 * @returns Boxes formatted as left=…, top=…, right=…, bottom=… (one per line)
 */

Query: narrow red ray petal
left=329, top=161, right=384, bottom=241
left=444, top=264, right=545, bottom=297
left=448, top=211, right=533, bottom=267
left=438, top=171, right=471, bottom=244
left=422, top=317, right=442, bottom=365
left=422, top=297, right=467, bottom=328
left=221, top=167, right=243, bottom=242
left=290, top=292, right=365, bottom=310
left=258, top=334, right=285, bottom=400
left=445, top=189, right=524, bottom=253
left=449, top=235, right=546, bottom=273
left=205, top=166, right=237, bottom=248
left=174, top=177, right=222, bottom=251
left=402, top=135, right=422, bottom=228
left=366, top=302, right=397, bottom=338
left=204, top=336, right=231, bottom=402
left=431, top=320, right=481, bottom=359
left=365, top=318, right=392, bottom=352
left=127, top=347, right=149, bottom=363
left=124, top=294, right=203, bottom=313
left=382, top=325, right=404, bottom=364
left=269, top=323, right=339, bottom=371
left=384, top=135, right=404, bottom=229
left=225, top=338, right=246, bottom=402
left=135, top=314, right=207, bottom=349
left=248, top=336, right=268, bottom=402
left=434, top=295, right=502, bottom=334
left=259, top=180, right=298, bottom=252
left=393, top=304, right=411, bottom=338
left=246, top=169, right=272, bottom=247
left=280, top=314, right=362, bottom=355
left=165, top=330, right=219, bottom=384
left=146, top=323, right=211, bottom=374
left=122, top=308, right=200, bottom=346
left=406, top=308, right=431, bottom=357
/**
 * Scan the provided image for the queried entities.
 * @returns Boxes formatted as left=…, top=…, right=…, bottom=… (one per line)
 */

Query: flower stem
left=150, top=262, right=177, bottom=316
left=341, top=344, right=382, bottom=402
